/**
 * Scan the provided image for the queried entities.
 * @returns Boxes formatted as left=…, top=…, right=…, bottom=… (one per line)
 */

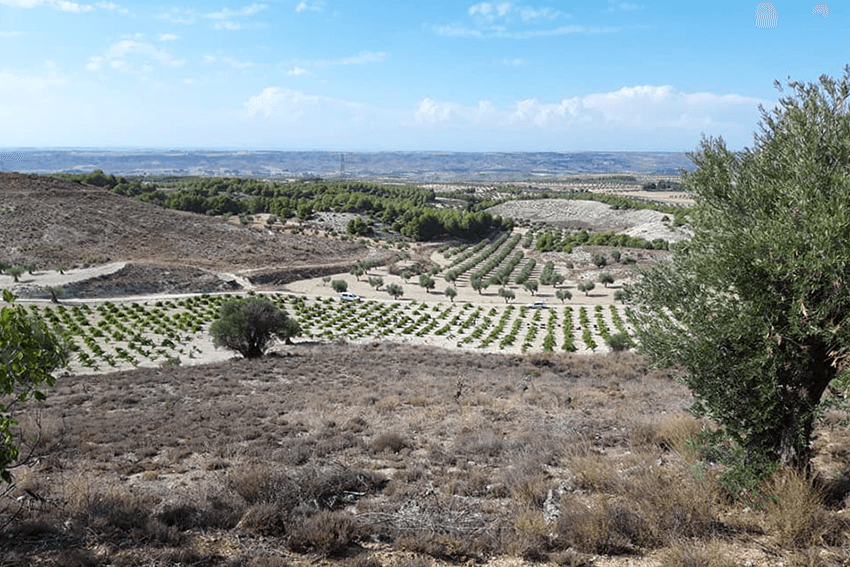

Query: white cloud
left=158, top=33, right=179, bottom=42
left=469, top=2, right=511, bottom=19
left=94, top=1, right=128, bottom=13
left=0, top=31, right=24, bottom=38
left=409, top=86, right=767, bottom=136
left=244, top=87, right=320, bottom=119
left=202, top=55, right=217, bottom=64
left=295, top=1, right=323, bottom=13
left=0, top=68, right=67, bottom=91
left=415, top=97, right=462, bottom=124
left=0, top=0, right=117, bottom=11
left=435, top=23, right=616, bottom=39
left=520, top=7, right=564, bottom=21
left=436, top=3, right=579, bottom=39
left=287, top=66, right=308, bottom=76
left=87, top=39, right=186, bottom=74
left=243, top=86, right=370, bottom=123
left=500, top=57, right=523, bottom=66
left=304, top=51, right=386, bottom=68
left=158, top=7, right=196, bottom=24
left=334, top=51, right=385, bottom=65
left=608, top=1, right=643, bottom=11
left=205, top=3, right=267, bottom=20
left=223, top=56, right=253, bottom=69
left=214, top=21, right=244, bottom=30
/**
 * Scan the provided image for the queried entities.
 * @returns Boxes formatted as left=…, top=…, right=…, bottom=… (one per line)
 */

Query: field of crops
left=30, top=292, right=641, bottom=374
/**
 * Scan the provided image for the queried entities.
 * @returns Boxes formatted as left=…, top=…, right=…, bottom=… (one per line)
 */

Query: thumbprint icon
left=756, top=2, right=778, bottom=28
left=811, top=4, right=828, bottom=17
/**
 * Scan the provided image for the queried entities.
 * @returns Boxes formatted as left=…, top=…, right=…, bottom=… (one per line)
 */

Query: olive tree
left=386, top=283, right=404, bottom=299
left=210, top=296, right=300, bottom=358
left=418, top=274, right=435, bottom=294
left=0, top=290, right=68, bottom=482
left=445, top=286, right=457, bottom=302
left=556, top=289, right=572, bottom=303
left=630, top=68, right=850, bottom=489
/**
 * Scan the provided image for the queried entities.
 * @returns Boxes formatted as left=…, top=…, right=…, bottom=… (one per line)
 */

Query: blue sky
left=0, top=1, right=848, bottom=151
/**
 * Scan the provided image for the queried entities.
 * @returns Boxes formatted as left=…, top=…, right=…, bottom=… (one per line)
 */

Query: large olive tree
left=630, top=68, right=850, bottom=490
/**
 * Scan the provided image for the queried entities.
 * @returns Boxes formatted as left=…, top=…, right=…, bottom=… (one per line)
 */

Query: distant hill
left=0, top=149, right=694, bottom=181
left=0, top=172, right=365, bottom=273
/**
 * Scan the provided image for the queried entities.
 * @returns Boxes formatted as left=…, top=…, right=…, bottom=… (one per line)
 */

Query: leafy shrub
left=607, top=332, right=631, bottom=352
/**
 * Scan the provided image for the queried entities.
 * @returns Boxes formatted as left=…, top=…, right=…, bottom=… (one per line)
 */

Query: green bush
left=210, top=296, right=300, bottom=358
left=0, top=290, right=68, bottom=482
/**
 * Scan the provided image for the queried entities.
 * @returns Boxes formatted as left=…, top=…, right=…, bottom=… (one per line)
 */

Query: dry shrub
left=555, top=495, right=645, bottom=555
left=65, top=479, right=152, bottom=533
left=653, top=413, right=703, bottom=455
left=371, top=432, right=409, bottom=454
left=394, top=533, right=482, bottom=562
left=549, top=549, right=594, bottom=567
left=452, top=429, right=504, bottom=459
left=501, top=459, right=550, bottom=507
left=621, top=465, right=719, bottom=542
left=48, top=548, right=100, bottom=567
left=237, top=503, right=287, bottom=535
left=287, top=509, right=363, bottom=556
left=505, top=508, right=551, bottom=561
left=568, top=453, right=622, bottom=493
left=556, top=462, right=720, bottom=554
left=341, top=553, right=383, bottom=567
left=344, top=416, right=369, bottom=433
left=244, top=555, right=291, bottom=567
left=231, top=462, right=385, bottom=507
left=447, top=466, right=493, bottom=497
left=228, top=463, right=298, bottom=506
left=761, top=468, right=834, bottom=549
left=659, top=539, right=739, bottom=567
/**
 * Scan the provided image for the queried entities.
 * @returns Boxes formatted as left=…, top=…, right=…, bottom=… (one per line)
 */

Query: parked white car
left=340, top=292, right=360, bottom=301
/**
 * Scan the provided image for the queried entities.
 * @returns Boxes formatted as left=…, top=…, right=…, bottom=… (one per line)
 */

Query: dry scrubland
left=2, top=173, right=850, bottom=566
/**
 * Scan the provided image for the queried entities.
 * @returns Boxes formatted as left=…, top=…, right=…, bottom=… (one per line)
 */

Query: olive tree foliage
left=629, top=69, right=850, bottom=486
left=0, top=290, right=68, bottom=482
left=210, top=296, right=300, bottom=358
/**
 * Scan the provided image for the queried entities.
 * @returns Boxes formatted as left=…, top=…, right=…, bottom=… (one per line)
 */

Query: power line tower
left=340, top=153, right=345, bottom=178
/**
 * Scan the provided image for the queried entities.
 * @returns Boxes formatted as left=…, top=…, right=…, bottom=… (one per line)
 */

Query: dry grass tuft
left=371, top=432, right=410, bottom=454
left=659, top=539, right=740, bottom=567
left=287, top=509, right=365, bottom=556
left=760, top=468, right=848, bottom=550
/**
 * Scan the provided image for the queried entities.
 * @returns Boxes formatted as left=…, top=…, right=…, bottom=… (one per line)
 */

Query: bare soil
left=488, top=200, right=691, bottom=243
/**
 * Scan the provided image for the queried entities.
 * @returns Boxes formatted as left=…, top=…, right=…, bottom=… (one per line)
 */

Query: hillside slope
left=0, top=173, right=365, bottom=272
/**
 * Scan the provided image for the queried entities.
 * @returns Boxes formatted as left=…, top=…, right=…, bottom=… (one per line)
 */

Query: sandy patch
left=489, top=199, right=692, bottom=242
